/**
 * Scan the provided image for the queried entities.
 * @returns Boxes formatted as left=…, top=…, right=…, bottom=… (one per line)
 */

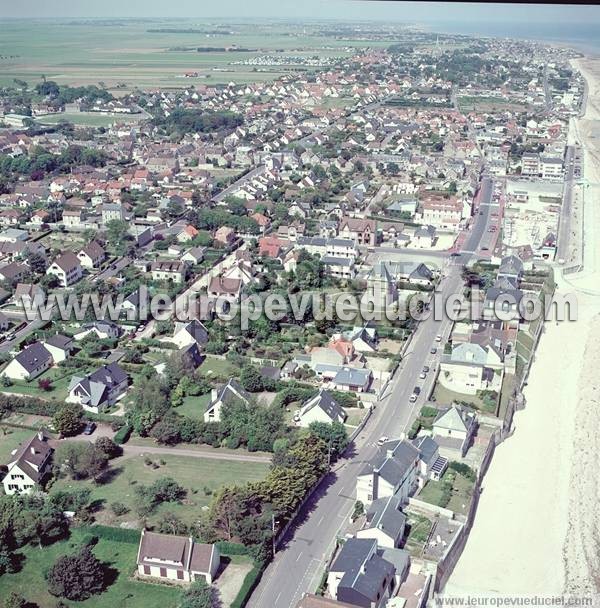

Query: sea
left=424, top=21, right=600, bottom=56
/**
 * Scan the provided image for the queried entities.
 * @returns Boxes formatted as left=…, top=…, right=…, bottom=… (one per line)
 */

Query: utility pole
left=271, top=513, right=276, bottom=559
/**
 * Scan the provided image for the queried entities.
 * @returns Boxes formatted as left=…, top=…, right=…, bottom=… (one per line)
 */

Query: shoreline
left=444, top=50, right=600, bottom=596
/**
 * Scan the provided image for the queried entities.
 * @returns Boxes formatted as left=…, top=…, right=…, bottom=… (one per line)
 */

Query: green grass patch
left=174, top=393, right=211, bottom=420
left=404, top=513, right=433, bottom=557
left=0, top=526, right=180, bottom=608
left=0, top=425, right=36, bottom=462
left=417, top=465, right=475, bottom=515
left=51, top=453, right=269, bottom=527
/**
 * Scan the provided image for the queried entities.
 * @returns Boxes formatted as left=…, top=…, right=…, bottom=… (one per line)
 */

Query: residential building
left=42, top=334, right=73, bottom=363
left=136, top=529, right=220, bottom=584
left=338, top=217, right=376, bottom=246
left=169, top=320, right=210, bottom=349
left=2, top=431, right=53, bottom=495
left=66, top=363, right=129, bottom=413
left=1, top=342, right=53, bottom=380
left=432, top=404, right=477, bottom=457
left=204, top=378, right=251, bottom=423
left=151, top=261, right=187, bottom=284
left=295, top=389, right=347, bottom=427
left=77, top=240, right=106, bottom=269
left=356, top=494, right=406, bottom=549
left=46, top=251, right=83, bottom=287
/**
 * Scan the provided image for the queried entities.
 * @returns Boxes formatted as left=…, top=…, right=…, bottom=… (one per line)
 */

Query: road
left=247, top=195, right=493, bottom=608
left=556, top=145, right=577, bottom=263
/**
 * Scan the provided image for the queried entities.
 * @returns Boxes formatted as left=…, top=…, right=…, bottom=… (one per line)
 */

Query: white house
left=432, top=404, right=477, bottom=457
left=46, top=251, right=83, bottom=287
left=1, top=342, right=53, bottom=381
left=66, top=363, right=129, bottom=413
left=356, top=494, right=406, bottom=549
left=204, top=378, right=251, bottom=423
left=136, top=529, right=220, bottom=584
left=2, top=431, right=53, bottom=495
left=42, top=334, right=74, bottom=363
left=77, top=240, right=105, bottom=269
left=169, top=320, right=210, bottom=350
left=295, top=389, right=347, bottom=427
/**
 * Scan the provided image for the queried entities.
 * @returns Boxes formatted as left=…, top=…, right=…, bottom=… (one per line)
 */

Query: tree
left=52, top=403, right=83, bottom=437
left=54, top=443, right=108, bottom=481
left=308, top=421, right=349, bottom=461
left=105, top=219, right=129, bottom=246
left=4, top=593, right=26, bottom=608
left=38, top=378, right=53, bottom=391
left=179, top=579, right=217, bottom=608
left=94, top=436, right=122, bottom=459
left=47, top=546, right=105, bottom=601
left=26, top=249, right=47, bottom=273
left=158, top=512, right=188, bottom=535
left=240, top=366, right=264, bottom=393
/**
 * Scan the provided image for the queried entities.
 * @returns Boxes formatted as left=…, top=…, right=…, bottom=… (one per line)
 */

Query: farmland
left=0, top=20, right=361, bottom=90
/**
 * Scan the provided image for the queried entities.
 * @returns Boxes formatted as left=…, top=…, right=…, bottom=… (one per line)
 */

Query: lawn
left=174, top=393, right=212, bottom=420
left=403, top=513, right=433, bottom=558
left=417, top=465, right=475, bottom=516
left=432, top=382, right=496, bottom=414
left=51, top=452, right=270, bottom=527
left=199, top=357, right=238, bottom=379
left=5, top=366, right=81, bottom=402
left=0, top=527, right=180, bottom=608
left=38, top=111, right=144, bottom=127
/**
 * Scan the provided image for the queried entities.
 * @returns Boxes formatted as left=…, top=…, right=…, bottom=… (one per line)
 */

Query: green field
left=0, top=20, right=359, bottom=89
left=51, top=452, right=270, bottom=526
left=37, top=111, right=145, bottom=127
left=0, top=527, right=180, bottom=608
left=175, top=393, right=212, bottom=420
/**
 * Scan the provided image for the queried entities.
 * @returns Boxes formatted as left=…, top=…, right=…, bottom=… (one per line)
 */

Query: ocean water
left=426, top=21, right=600, bottom=55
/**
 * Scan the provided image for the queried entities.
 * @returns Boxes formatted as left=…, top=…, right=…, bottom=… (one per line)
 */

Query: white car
left=435, top=334, right=443, bottom=343
left=377, top=436, right=389, bottom=446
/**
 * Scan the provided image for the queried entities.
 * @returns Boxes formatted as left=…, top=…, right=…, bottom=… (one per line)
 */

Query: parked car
left=409, top=387, right=421, bottom=403
left=430, top=347, right=437, bottom=354
left=83, top=422, right=96, bottom=436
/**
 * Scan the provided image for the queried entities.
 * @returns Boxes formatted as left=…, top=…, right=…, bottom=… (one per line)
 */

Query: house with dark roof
left=42, top=334, right=74, bottom=363
left=170, top=320, right=209, bottom=350
left=2, top=431, right=53, bottom=495
left=46, top=251, right=83, bottom=287
left=77, top=240, right=106, bottom=269
left=332, top=367, right=372, bottom=393
left=204, top=378, right=251, bottom=423
left=136, top=529, right=220, bottom=584
left=66, top=362, right=129, bottom=413
left=356, top=494, right=407, bottom=549
left=356, top=439, right=420, bottom=505
left=432, top=404, right=477, bottom=458
left=295, top=389, right=347, bottom=428
left=327, top=538, right=395, bottom=608
left=1, top=341, right=53, bottom=380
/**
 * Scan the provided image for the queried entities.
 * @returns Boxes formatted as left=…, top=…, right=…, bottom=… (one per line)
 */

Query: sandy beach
left=445, top=54, right=600, bottom=596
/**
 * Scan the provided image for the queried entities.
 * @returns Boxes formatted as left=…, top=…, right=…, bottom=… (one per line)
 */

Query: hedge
left=0, top=394, right=59, bottom=417
left=216, top=541, right=249, bottom=556
left=79, top=525, right=141, bottom=544
left=113, top=424, right=132, bottom=445
left=230, top=563, right=265, bottom=608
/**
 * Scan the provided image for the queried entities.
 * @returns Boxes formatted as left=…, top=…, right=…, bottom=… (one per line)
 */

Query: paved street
left=247, top=203, right=492, bottom=608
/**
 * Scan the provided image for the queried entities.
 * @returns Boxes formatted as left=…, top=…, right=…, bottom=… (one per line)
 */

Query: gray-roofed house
left=67, top=363, right=129, bottom=413
left=356, top=494, right=407, bottom=549
left=136, top=529, right=220, bottom=584
left=204, top=378, right=251, bottom=423
left=332, top=366, right=372, bottom=393
left=170, top=320, right=210, bottom=350
left=432, top=404, right=477, bottom=457
left=412, top=435, right=448, bottom=481
left=2, top=431, right=53, bottom=495
left=327, top=538, right=396, bottom=608
left=1, top=341, right=53, bottom=381
left=295, top=389, right=347, bottom=428
left=42, top=334, right=74, bottom=363
left=356, top=439, right=420, bottom=505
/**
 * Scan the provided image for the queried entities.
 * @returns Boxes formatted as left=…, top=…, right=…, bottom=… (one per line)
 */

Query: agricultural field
left=37, top=111, right=146, bottom=127
left=0, top=20, right=361, bottom=90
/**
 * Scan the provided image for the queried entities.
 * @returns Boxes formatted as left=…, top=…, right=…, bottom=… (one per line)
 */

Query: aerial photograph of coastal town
left=0, top=0, right=598, bottom=606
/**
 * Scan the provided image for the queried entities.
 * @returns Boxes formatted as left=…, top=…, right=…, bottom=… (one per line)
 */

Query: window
left=143, top=565, right=150, bottom=575
left=177, top=570, right=184, bottom=580
left=159, top=567, right=167, bottom=578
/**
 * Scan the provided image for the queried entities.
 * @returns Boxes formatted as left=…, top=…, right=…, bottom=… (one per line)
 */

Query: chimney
left=37, top=430, right=44, bottom=441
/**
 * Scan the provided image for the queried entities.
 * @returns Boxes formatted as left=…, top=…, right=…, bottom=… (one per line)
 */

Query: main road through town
left=246, top=180, right=494, bottom=608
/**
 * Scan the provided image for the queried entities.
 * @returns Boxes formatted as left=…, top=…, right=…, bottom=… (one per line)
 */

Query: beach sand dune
left=445, top=56, right=600, bottom=596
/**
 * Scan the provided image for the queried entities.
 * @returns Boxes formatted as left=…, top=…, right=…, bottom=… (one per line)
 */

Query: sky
left=2, top=0, right=600, bottom=24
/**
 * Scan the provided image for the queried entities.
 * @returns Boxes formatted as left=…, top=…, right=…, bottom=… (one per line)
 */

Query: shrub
left=113, top=424, right=132, bottom=445
left=110, top=502, right=129, bottom=516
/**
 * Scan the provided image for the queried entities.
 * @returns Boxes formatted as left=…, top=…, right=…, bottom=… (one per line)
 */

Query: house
left=214, top=226, right=236, bottom=246
left=439, top=342, right=504, bottom=395
left=14, top=283, right=45, bottom=308
left=176, top=224, right=199, bottom=243
left=136, top=529, right=220, bottom=584
left=207, top=276, right=242, bottom=301
left=432, top=404, right=477, bottom=457
left=412, top=435, right=448, bottom=481
left=204, top=378, right=251, bottom=423
left=343, top=326, right=378, bottom=353
left=169, top=320, right=209, bottom=349
left=412, top=225, right=436, bottom=248
left=2, top=431, right=53, bottom=495
left=356, top=494, right=406, bottom=549
left=1, top=342, right=53, bottom=380
left=295, top=595, right=356, bottom=608
left=338, top=216, right=376, bottom=246
left=181, top=246, right=205, bottom=265
left=46, top=252, right=83, bottom=287
left=62, top=209, right=83, bottom=227
left=295, top=389, right=347, bottom=427
left=42, top=334, right=73, bottom=363
left=66, top=363, right=129, bottom=413
left=356, top=439, right=420, bottom=505
left=179, top=342, right=204, bottom=370
left=74, top=320, right=121, bottom=341
left=332, top=367, right=372, bottom=393
left=0, top=262, right=28, bottom=283
left=151, top=261, right=187, bottom=284
left=77, top=240, right=105, bottom=269
left=327, top=538, right=395, bottom=608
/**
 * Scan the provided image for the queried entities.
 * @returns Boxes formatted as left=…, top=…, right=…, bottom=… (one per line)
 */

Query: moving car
left=377, top=436, right=389, bottom=446
left=409, top=387, right=421, bottom=403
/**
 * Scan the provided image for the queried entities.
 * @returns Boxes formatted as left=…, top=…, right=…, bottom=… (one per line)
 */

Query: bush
left=215, top=541, right=249, bottom=556
left=81, top=525, right=140, bottom=544
left=113, top=424, right=132, bottom=445
left=110, top=502, right=129, bottom=516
